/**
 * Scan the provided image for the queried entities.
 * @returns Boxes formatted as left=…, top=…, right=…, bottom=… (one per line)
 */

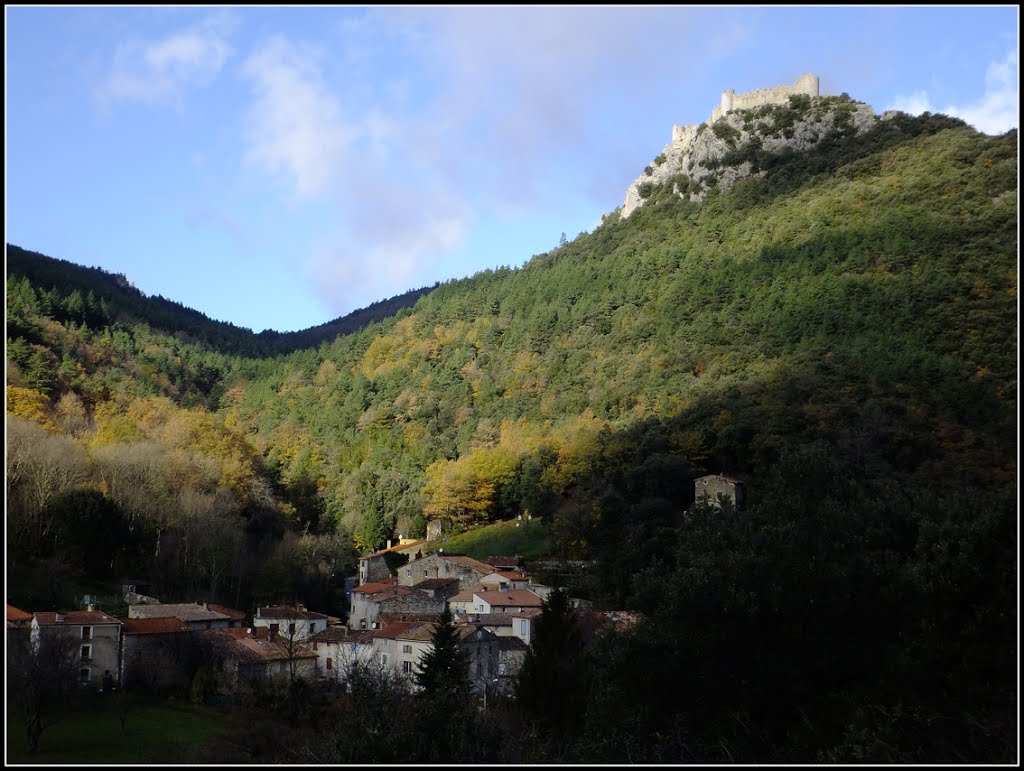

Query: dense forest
left=5, top=95, right=1017, bottom=762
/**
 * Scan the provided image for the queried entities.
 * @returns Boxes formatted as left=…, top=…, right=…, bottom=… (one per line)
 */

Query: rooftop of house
left=482, top=570, right=529, bottom=582
left=508, top=608, right=544, bottom=619
left=256, top=605, right=330, bottom=621
left=34, top=610, right=121, bottom=626
left=378, top=611, right=444, bottom=625
left=120, top=617, right=190, bottom=635
left=390, top=621, right=498, bottom=644
left=411, top=577, right=459, bottom=591
left=207, top=603, right=247, bottom=621
left=495, top=636, right=529, bottom=652
left=205, top=627, right=318, bottom=662
left=447, top=587, right=486, bottom=604
left=310, top=626, right=373, bottom=644
left=439, top=554, right=495, bottom=574
left=351, top=577, right=399, bottom=595
left=129, top=603, right=231, bottom=623
left=7, top=604, right=32, bottom=622
left=474, top=589, right=543, bottom=608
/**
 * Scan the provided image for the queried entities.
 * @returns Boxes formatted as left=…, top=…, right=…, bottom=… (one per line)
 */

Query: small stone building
left=358, top=538, right=429, bottom=585
left=694, top=474, right=745, bottom=509
left=398, top=552, right=494, bottom=591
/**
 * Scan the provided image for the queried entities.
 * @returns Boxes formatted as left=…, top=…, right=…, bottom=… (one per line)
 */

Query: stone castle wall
left=672, top=73, right=820, bottom=141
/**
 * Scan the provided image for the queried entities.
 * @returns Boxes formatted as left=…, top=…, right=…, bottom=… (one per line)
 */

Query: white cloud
left=241, top=37, right=356, bottom=199
left=886, top=49, right=1018, bottom=135
left=103, top=16, right=232, bottom=105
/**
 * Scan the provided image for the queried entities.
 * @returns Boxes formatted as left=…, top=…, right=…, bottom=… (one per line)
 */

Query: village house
left=128, top=602, right=232, bottom=630
left=694, top=474, right=745, bottom=509
left=479, top=571, right=530, bottom=591
left=309, top=626, right=377, bottom=684
left=31, top=608, right=123, bottom=690
left=397, top=552, right=495, bottom=591
left=472, top=588, right=544, bottom=615
left=202, top=627, right=318, bottom=693
left=456, top=608, right=541, bottom=646
left=7, top=604, right=32, bottom=645
left=370, top=620, right=501, bottom=695
left=253, top=605, right=332, bottom=641
left=349, top=580, right=445, bottom=630
left=119, top=616, right=195, bottom=693
left=358, top=538, right=429, bottom=585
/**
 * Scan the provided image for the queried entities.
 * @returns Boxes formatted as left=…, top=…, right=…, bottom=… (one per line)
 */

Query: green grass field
left=6, top=699, right=226, bottom=765
left=435, top=517, right=549, bottom=561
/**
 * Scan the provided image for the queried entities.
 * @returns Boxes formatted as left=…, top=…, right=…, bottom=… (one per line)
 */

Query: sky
left=5, top=6, right=1019, bottom=333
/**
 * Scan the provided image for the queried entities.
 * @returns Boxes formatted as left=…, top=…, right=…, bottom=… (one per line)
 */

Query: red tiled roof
left=120, top=617, right=189, bottom=635
left=474, top=589, right=543, bottom=608
left=207, top=604, right=246, bottom=621
left=7, top=605, right=32, bottom=622
left=34, top=610, right=121, bottom=626
left=351, top=578, right=398, bottom=594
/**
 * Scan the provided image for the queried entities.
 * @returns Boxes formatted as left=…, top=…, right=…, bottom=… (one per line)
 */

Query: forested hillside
left=6, top=96, right=1017, bottom=761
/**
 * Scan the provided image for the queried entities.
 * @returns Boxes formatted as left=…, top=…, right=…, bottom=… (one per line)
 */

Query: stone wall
left=710, top=73, right=819, bottom=123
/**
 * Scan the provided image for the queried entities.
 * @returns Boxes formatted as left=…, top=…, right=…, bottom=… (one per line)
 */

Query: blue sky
left=5, top=6, right=1018, bottom=333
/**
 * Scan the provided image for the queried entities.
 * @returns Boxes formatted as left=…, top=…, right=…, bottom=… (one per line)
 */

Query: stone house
left=128, top=602, right=232, bottom=630
left=309, top=626, right=376, bottom=684
left=694, top=474, right=745, bottom=509
left=253, top=605, right=331, bottom=641
left=349, top=582, right=445, bottom=630
left=119, top=616, right=196, bottom=693
left=480, top=571, right=530, bottom=591
left=202, top=627, right=317, bottom=693
left=370, top=620, right=500, bottom=695
left=398, top=552, right=494, bottom=591
left=31, top=609, right=123, bottom=690
left=358, top=538, right=428, bottom=585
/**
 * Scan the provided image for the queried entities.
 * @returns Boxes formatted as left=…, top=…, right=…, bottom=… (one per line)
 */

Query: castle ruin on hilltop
left=671, top=73, right=820, bottom=143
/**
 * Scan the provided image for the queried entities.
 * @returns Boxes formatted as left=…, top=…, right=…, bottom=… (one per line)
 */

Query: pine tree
left=515, top=586, right=588, bottom=738
left=414, top=606, right=469, bottom=700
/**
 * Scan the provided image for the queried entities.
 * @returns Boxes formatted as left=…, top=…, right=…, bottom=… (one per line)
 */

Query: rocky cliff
left=620, top=91, right=880, bottom=218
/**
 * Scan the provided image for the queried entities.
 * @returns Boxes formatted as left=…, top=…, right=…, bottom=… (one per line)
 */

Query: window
left=81, top=626, right=92, bottom=641
left=402, top=661, right=413, bottom=673
left=326, top=658, right=333, bottom=671
left=423, top=569, right=428, bottom=577
left=79, top=667, right=90, bottom=683
left=288, top=623, right=297, bottom=637
left=406, top=569, right=412, bottom=577
left=80, top=645, right=91, bottom=662
left=402, top=644, right=412, bottom=654
left=520, top=620, right=527, bottom=635
left=380, top=653, right=389, bottom=666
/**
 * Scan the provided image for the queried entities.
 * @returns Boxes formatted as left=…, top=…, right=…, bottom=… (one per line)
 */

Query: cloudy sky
left=6, top=6, right=1018, bottom=333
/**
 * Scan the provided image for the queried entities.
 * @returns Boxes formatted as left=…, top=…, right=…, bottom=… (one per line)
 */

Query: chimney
left=203, top=602, right=208, bottom=610
left=87, top=603, right=96, bottom=612
left=387, top=538, right=394, bottom=549
left=55, top=613, right=65, bottom=623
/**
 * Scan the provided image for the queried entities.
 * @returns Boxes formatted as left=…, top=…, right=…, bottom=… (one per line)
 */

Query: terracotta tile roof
left=509, top=608, right=543, bottom=619
left=368, top=620, right=419, bottom=640
left=351, top=578, right=399, bottom=595
left=482, top=571, right=528, bottom=582
left=34, top=610, right=122, bottom=626
left=256, top=605, right=330, bottom=621
left=411, top=577, right=459, bottom=591
left=310, top=626, right=371, bottom=644
left=234, top=637, right=317, bottom=662
left=7, top=605, right=32, bottom=622
left=474, top=589, right=543, bottom=608
left=207, top=604, right=247, bottom=621
left=120, top=617, right=189, bottom=635
left=448, top=587, right=486, bottom=604
left=439, top=554, right=495, bottom=575
left=128, top=603, right=230, bottom=623
left=496, top=636, right=528, bottom=652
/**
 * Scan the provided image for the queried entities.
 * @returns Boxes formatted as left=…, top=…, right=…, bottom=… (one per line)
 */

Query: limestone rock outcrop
left=619, top=75, right=878, bottom=219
